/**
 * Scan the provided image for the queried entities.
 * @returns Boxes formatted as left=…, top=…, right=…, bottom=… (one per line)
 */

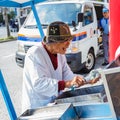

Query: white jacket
left=22, top=43, right=75, bottom=112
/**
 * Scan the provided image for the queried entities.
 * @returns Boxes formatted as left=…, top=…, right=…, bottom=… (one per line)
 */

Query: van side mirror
left=78, top=13, right=83, bottom=22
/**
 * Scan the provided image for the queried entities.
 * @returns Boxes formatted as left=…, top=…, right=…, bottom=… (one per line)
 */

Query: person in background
left=99, top=7, right=109, bottom=66
left=22, top=21, right=100, bottom=112
left=84, top=11, right=93, bottom=25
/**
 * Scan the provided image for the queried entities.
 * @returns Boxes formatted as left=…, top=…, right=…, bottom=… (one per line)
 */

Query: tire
left=82, top=49, right=95, bottom=73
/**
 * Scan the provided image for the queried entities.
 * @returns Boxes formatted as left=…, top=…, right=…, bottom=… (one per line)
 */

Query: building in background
left=18, top=7, right=31, bottom=26
left=0, top=7, right=31, bottom=27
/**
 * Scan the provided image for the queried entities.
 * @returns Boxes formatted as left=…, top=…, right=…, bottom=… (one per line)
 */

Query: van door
left=80, top=3, right=98, bottom=72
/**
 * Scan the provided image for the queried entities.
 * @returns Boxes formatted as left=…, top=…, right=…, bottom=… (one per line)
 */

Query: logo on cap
left=49, top=25, right=60, bottom=35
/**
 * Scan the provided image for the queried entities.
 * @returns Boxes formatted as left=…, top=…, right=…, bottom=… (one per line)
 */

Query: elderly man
left=99, top=7, right=109, bottom=66
left=21, top=21, right=99, bottom=112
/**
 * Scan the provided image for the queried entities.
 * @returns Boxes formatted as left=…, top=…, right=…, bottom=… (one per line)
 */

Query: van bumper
left=15, top=52, right=25, bottom=67
left=66, top=52, right=85, bottom=73
left=15, top=51, right=85, bottom=72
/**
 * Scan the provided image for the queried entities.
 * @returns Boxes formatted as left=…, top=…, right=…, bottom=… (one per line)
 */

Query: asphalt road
left=0, top=40, right=105, bottom=120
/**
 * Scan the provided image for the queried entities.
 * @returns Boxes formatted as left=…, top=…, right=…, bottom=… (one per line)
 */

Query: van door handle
left=93, top=30, right=96, bottom=34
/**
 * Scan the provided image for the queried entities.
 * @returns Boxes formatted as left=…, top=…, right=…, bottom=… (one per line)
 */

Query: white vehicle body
left=16, top=0, right=108, bottom=72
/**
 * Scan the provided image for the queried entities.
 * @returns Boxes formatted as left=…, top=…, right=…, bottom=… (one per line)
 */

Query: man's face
left=103, top=11, right=109, bottom=18
left=52, top=39, right=72, bottom=54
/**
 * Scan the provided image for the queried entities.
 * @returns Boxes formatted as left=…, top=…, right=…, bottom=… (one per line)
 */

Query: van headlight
left=67, top=42, right=79, bottom=53
left=18, top=42, right=25, bottom=53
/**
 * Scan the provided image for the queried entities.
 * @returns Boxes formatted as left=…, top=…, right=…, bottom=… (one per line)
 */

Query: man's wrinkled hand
left=71, top=76, right=85, bottom=87
left=84, top=76, right=101, bottom=85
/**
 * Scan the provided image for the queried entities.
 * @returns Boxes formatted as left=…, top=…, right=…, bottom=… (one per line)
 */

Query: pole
left=109, top=0, right=120, bottom=61
left=4, top=7, right=10, bottom=37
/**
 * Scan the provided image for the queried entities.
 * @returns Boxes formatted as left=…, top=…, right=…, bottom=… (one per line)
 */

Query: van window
left=83, top=5, right=93, bottom=26
left=24, top=3, right=81, bottom=27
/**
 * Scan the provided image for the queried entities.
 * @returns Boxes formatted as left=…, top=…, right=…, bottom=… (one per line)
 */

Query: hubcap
left=86, top=53, right=94, bottom=70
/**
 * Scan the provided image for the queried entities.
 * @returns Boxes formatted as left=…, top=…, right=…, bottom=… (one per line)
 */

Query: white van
left=15, top=0, right=108, bottom=73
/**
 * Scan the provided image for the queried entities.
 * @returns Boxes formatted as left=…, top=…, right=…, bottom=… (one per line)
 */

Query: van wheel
left=83, top=49, right=95, bottom=73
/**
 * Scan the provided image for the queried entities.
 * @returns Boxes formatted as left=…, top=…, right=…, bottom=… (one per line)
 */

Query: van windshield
left=24, top=3, right=81, bottom=27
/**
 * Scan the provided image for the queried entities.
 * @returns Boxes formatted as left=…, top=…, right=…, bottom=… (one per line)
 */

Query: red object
left=109, top=0, right=120, bottom=61
left=58, top=81, right=65, bottom=91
